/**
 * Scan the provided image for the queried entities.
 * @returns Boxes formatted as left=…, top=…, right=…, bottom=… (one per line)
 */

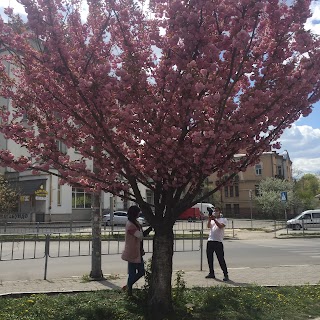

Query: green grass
left=278, top=232, right=320, bottom=238
left=0, top=285, right=320, bottom=320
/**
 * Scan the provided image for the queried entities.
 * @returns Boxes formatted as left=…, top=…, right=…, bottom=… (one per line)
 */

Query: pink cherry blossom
left=0, top=1, right=319, bottom=313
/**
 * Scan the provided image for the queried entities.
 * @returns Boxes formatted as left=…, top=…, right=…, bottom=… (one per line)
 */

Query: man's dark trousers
left=206, top=240, right=228, bottom=276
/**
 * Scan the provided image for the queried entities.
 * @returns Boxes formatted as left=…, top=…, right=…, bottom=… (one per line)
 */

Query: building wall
left=209, top=151, right=293, bottom=218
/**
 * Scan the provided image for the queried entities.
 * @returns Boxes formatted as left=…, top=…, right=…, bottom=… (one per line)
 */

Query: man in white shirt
left=205, top=207, right=229, bottom=281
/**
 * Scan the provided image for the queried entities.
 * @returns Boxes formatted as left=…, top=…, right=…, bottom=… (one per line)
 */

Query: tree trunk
left=148, top=229, right=174, bottom=320
left=90, top=202, right=103, bottom=279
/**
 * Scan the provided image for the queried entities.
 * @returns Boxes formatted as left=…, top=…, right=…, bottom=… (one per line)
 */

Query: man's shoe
left=205, top=273, right=216, bottom=279
left=223, top=275, right=229, bottom=281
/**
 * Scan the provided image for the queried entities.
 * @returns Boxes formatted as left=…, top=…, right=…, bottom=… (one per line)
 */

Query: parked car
left=102, top=211, right=147, bottom=226
left=179, top=208, right=204, bottom=221
left=286, top=210, right=320, bottom=230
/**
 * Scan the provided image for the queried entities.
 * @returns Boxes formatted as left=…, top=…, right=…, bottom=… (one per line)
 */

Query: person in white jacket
left=121, top=205, right=152, bottom=295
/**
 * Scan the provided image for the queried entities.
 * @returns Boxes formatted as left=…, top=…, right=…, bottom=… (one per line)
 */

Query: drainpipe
left=49, top=174, right=52, bottom=222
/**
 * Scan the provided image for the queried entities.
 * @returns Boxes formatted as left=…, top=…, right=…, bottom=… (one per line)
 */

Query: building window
left=255, top=185, right=260, bottom=196
left=72, top=188, right=92, bottom=208
left=229, top=186, right=234, bottom=197
left=255, top=164, right=262, bottom=175
left=224, top=186, right=229, bottom=198
left=146, top=189, right=154, bottom=205
left=56, top=140, right=67, bottom=154
left=235, top=184, right=239, bottom=197
left=233, top=204, right=240, bottom=215
left=225, top=204, right=232, bottom=215
left=57, top=183, right=61, bottom=206
left=277, top=166, right=282, bottom=176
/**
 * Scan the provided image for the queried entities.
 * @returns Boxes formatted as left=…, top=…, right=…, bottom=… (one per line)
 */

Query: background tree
left=294, top=173, right=320, bottom=211
left=198, top=178, right=217, bottom=204
left=0, top=175, right=19, bottom=220
left=0, top=0, right=320, bottom=318
left=254, top=177, right=298, bottom=220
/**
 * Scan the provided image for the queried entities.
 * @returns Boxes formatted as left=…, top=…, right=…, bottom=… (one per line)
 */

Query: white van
left=192, top=203, right=215, bottom=216
left=286, top=210, right=320, bottom=230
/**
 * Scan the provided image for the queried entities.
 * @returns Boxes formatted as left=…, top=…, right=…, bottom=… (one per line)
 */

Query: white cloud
left=278, top=124, right=320, bottom=173
left=305, top=1, right=320, bottom=35
left=292, top=158, right=320, bottom=174
left=1, top=0, right=25, bottom=17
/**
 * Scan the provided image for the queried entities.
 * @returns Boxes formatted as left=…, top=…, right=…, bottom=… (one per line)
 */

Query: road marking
left=279, top=264, right=310, bottom=267
left=289, top=250, right=320, bottom=254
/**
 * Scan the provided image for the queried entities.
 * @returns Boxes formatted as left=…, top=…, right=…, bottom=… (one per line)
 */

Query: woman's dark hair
left=127, top=205, right=141, bottom=228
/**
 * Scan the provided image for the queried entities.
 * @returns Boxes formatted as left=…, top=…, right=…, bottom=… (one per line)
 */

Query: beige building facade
left=209, top=151, right=293, bottom=218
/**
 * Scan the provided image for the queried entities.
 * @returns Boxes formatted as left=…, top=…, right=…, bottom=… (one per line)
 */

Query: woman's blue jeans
left=127, top=260, right=145, bottom=293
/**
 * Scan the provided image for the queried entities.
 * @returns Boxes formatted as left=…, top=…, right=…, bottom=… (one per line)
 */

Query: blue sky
left=278, top=101, right=320, bottom=175
left=1, top=0, right=320, bottom=175
left=276, top=1, right=320, bottom=175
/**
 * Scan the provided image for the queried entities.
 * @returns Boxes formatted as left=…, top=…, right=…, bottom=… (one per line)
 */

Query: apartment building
left=208, top=151, right=293, bottom=218
left=1, top=163, right=148, bottom=223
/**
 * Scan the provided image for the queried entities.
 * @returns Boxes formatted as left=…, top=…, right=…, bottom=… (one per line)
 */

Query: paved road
left=1, top=236, right=320, bottom=281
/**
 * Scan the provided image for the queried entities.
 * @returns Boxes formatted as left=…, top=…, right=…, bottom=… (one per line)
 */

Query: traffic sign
left=280, top=191, right=287, bottom=202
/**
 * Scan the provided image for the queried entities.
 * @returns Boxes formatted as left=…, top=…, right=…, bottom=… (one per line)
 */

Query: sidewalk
left=1, top=229, right=319, bottom=297
left=1, top=264, right=320, bottom=297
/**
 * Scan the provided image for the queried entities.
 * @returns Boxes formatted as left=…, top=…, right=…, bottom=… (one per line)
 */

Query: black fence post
left=200, top=219, right=204, bottom=271
left=44, top=234, right=50, bottom=280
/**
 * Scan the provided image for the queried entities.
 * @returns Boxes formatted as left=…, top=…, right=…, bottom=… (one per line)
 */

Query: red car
left=179, top=208, right=204, bottom=221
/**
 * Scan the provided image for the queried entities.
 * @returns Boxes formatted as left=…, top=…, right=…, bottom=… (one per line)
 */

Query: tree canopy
left=254, top=177, right=297, bottom=219
left=0, top=0, right=319, bottom=220
left=0, top=175, right=19, bottom=218
left=294, top=173, right=320, bottom=210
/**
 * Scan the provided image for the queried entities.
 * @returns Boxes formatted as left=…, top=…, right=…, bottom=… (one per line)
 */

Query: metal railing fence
left=0, top=218, right=283, bottom=235
left=1, top=219, right=320, bottom=280
left=0, top=229, right=203, bottom=262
